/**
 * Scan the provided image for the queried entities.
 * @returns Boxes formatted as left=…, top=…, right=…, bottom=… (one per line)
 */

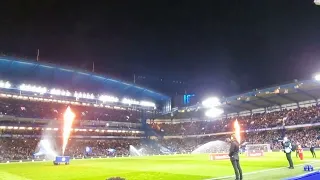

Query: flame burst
left=62, top=106, right=75, bottom=155
left=234, top=119, right=241, bottom=143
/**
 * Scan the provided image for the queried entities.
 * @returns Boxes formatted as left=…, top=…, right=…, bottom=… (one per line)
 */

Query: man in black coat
left=282, top=137, right=294, bottom=169
left=310, top=143, right=316, bottom=158
left=228, top=134, right=243, bottom=180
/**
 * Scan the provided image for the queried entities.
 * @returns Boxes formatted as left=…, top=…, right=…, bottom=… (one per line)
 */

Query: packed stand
left=0, top=127, right=319, bottom=161
left=0, top=138, right=140, bottom=162
left=0, top=98, right=140, bottom=122
left=0, top=129, right=142, bottom=138
left=157, top=128, right=319, bottom=154
left=246, top=128, right=319, bottom=150
left=152, top=105, right=320, bottom=135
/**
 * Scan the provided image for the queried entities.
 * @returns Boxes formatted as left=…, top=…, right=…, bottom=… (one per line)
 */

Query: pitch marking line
left=206, top=161, right=319, bottom=180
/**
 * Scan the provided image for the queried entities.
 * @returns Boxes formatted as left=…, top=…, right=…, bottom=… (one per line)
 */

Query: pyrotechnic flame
left=62, top=106, right=75, bottom=155
left=234, top=119, right=241, bottom=143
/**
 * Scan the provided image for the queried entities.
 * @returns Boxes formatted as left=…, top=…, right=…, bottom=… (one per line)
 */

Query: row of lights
left=0, top=81, right=11, bottom=89
left=0, top=93, right=129, bottom=111
left=0, top=81, right=156, bottom=108
left=0, top=126, right=142, bottom=133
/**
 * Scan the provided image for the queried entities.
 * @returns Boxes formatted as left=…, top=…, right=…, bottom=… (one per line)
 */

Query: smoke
left=129, top=145, right=142, bottom=156
left=35, top=121, right=59, bottom=160
left=192, top=140, right=229, bottom=154
left=34, top=139, right=58, bottom=160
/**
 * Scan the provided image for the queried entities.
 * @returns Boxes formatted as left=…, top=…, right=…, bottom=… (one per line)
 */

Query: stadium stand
left=1, top=127, right=319, bottom=161
left=0, top=97, right=141, bottom=122
left=151, top=105, right=320, bottom=135
left=1, top=56, right=320, bottom=167
left=0, top=57, right=169, bottom=162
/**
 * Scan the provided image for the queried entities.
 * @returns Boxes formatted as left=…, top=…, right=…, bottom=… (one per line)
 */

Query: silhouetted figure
left=228, top=134, right=243, bottom=180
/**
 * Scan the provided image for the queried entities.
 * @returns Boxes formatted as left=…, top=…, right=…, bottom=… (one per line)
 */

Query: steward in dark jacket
left=228, top=134, right=243, bottom=180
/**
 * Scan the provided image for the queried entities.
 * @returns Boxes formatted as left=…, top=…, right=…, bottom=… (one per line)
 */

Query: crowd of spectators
left=0, top=98, right=141, bottom=122
left=0, top=138, right=37, bottom=161
left=1, top=127, right=318, bottom=161
left=152, top=105, right=320, bottom=135
left=158, top=128, right=320, bottom=154
left=0, top=138, right=140, bottom=161
left=0, top=97, right=320, bottom=161
left=246, top=128, right=319, bottom=150
left=0, top=129, right=142, bottom=137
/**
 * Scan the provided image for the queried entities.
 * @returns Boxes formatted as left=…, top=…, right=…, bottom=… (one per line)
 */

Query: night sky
left=1, top=0, right=320, bottom=98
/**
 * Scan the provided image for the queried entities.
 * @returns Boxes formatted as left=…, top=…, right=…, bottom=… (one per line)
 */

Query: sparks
left=234, top=119, right=241, bottom=143
left=62, top=106, right=75, bottom=155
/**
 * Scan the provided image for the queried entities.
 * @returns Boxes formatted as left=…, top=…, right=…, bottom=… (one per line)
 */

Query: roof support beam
left=296, top=89, right=318, bottom=101
left=224, top=105, right=241, bottom=114
left=276, top=94, right=298, bottom=103
left=225, top=103, right=249, bottom=112
left=241, top=100, right=262, bottom=108
left=256, top=96, right=281, bottom=107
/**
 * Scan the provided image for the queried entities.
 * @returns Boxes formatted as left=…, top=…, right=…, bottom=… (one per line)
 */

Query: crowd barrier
left=209, top=153, right=229, bottom=160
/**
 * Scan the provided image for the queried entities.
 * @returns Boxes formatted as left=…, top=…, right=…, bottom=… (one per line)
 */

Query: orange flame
left=62, top=106, right=75, bottom=155
left=234, top=119, right=241, bottom=143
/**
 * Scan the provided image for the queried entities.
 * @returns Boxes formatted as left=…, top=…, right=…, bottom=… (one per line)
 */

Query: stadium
left=1, top=56, right=320, bottom=180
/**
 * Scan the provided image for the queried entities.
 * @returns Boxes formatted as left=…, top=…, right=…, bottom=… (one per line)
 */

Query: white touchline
left=206, top=161, right=319, bottom=180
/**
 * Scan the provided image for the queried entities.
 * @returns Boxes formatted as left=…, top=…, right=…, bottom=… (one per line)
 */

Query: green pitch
left=0, top=152, right=319, bottom=180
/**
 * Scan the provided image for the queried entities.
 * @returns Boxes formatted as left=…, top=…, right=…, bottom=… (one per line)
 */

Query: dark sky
left=1, top=0, right=320, bottom=98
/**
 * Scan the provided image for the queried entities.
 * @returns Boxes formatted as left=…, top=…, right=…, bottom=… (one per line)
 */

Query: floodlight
left=4, top=81, right=11, bottom=88
left=99, top=95, right=119, bottom=103
left=19, top=84, right=47, bottom=94
left=140, top=101, right=156, bottom=108
left=205, top=107, right=224, bottom=118
left=122, top=98, right=139, bottom=105
left=315, top=74, right=320, bottom=81
left=0, top=81, right=11, bottom=89
left=202, top=97, right=221, bottom=108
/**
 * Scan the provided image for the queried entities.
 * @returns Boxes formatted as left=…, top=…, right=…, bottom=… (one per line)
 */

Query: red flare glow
left=62, top=106, right=75, bottom=155
left=234, top=119, right=241, bottom=143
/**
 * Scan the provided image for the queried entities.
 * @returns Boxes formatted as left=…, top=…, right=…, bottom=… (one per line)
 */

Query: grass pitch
left=0, top=152, right=319, bottom=180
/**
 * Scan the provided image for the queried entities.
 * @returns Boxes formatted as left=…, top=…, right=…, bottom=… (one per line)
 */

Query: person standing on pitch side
left=310, top=143, right=316, bottom=158
left=228, top=134, right=243, bottom=180
left=282, top=137, right=294, bottom=169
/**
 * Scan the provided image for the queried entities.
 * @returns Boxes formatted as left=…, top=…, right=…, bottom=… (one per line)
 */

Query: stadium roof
left=220, top=79, right=320, bottom=113
left=0, top=56, right=170, bottom=102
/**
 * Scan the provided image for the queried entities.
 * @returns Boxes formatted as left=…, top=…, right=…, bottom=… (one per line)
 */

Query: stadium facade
left=157, top=79, right=320, bottom=123
left=0, top=56, right=173, bottom=142
left=0, top=56, right=171, bottom=112
left=220, top=79, right=320, bottom=117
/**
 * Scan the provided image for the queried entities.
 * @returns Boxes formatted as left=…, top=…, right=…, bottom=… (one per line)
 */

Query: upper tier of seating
left=151, top=105, right=320, bottom=135
left=0, top=98, right=142, bottom=123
